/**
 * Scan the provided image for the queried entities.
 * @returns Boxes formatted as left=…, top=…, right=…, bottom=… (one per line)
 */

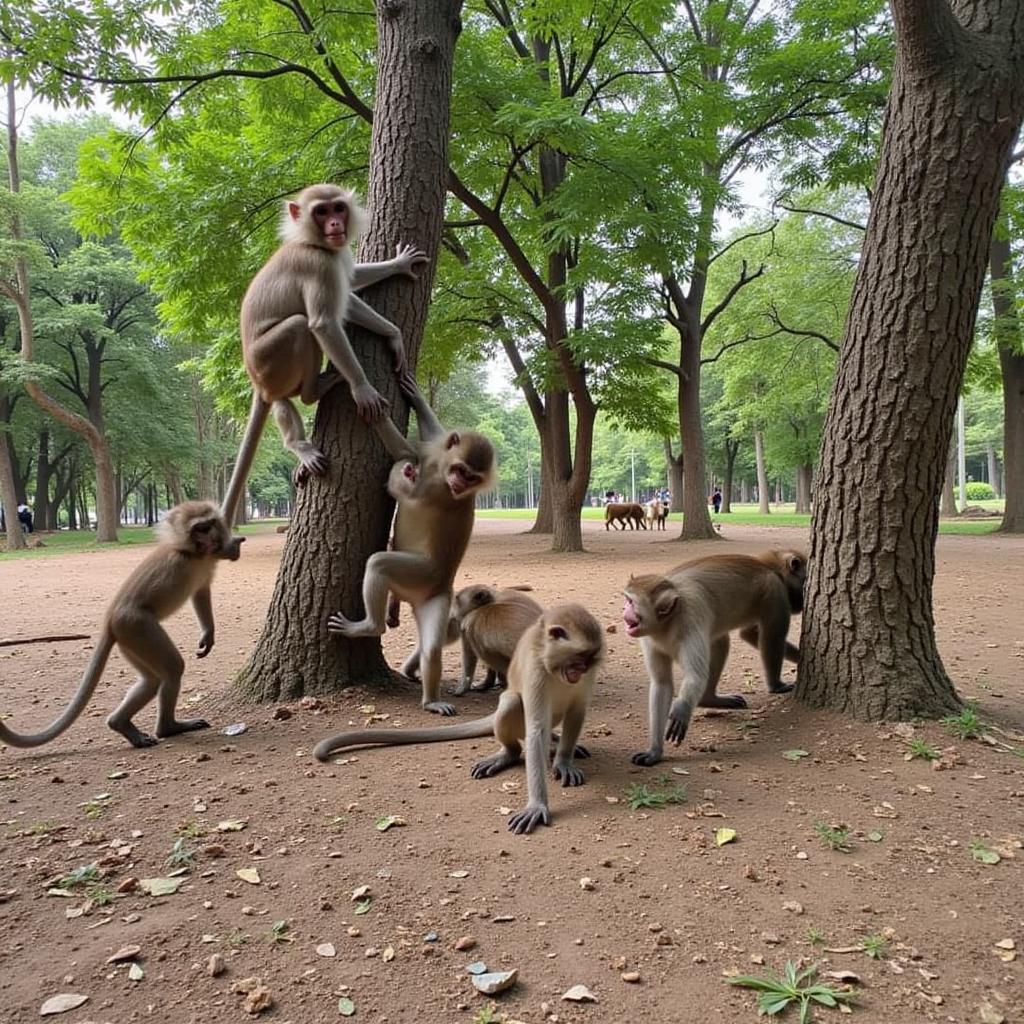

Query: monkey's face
left=623, top=578, right=677, bottom=637
left=190, top=519, right=224, bottom=556
left=310, top=197, right=350, bottom=249
left=454, top=584, right=496, bottom=619
left=542, top=607, right=605, bottom=684
left=444, top=431, right=495, bottom=499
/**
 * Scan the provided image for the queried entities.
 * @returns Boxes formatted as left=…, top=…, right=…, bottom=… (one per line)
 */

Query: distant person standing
left=711, top=488, right=722, bottom=514
left=16, top=503, right=33, bottom=533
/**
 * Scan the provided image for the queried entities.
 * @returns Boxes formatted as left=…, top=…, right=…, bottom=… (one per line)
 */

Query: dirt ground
left=1, top=519, right=1022, bottom=1024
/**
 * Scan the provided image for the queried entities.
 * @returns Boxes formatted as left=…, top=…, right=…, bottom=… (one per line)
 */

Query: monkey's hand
left=552, top=761, right=585, bottom=787
left=327, top=612, right=385, bottom=639
left=423, top=700, right=457, bottom=717
left=453, top=677, right=473, bottom=697
left=197, top=631, right=215, bottom=658
left=351, top=383, right=388, bottom=422
left=768, top=681, right=794, bottom=694
left=664, top=699, right=692, bottom=745
left=392, top=242, right=429, bottom=279
left=397, top=368, right=419, bottom=401
left=630, top=748, right=663, bottom=767
left=508, top=804, right=550, bottom=834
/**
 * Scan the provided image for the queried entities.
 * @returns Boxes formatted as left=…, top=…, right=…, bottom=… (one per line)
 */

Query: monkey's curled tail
left=314, top=714, right=495, bottom=762
left=0, top=632, right=114, bottom=748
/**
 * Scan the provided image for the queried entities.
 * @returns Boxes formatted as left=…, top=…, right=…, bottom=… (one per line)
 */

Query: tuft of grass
left=56, top=863, right=101, bottom=890
left=175, top=820, right=204, bottom=839
left=165, top=837, right=196, bottom=870
left=812, top=820, right=852, bottom=852
left=805, top=926, right=826, bottom=946
left=905, top=737, right=939, bottom=761
left=941, top=703, right=983, bottom=740
left=626, top=781, right=687, bottom=811
left=85, top=884, right=115, bottom=906
left=728, top=961, right=856, bottom=1022
left=860, top=933, right=888, bottom=959
left=268, top=919, right=294, bottom=944
left=473, top=1007, right=500, bottom=1024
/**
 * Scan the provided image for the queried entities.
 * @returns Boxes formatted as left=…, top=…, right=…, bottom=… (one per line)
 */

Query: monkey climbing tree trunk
left=237, top=0, right=462, bottom=700
left=798, top=0, right=1024, bottom=719
left=990, top=226, right=1024, bottom=533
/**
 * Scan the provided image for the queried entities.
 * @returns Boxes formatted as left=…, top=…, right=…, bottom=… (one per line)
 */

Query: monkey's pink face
left=622, top=595, right=645, bottom=637
left=447, top=462, right=479, bottom=497
left=311, top=199, right=349, bottom=249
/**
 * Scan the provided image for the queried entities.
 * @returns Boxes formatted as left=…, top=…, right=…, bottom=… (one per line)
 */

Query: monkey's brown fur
left=0, top=501, right=243, bottom=750
left=622, top=549, right=806, bottom=766
left=221, top=183, right=426, bottom=523
left=315, top=604, right=604, bottom=834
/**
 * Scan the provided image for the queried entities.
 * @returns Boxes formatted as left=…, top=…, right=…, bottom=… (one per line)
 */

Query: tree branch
left=776, top=201, right=865, bottom=232
left=709, top=221, right=777, bottom=266
left=766, top=304, right=840, bottom=352
left=701, top=260, right=766, bottom=335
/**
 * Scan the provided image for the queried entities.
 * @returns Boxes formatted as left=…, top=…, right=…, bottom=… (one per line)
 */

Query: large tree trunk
left=795, top=463, right=813, bottom=514
left=721, top=437, right=738, bottom=513
left=528, top=455, right=554, bottom=533
left=237, top=0, right=462, bottom=700
left=798, top=0, right=1023, bottom=719
left=677, top=342, right=716, bottom=540
left=0, top=438, right=26, bottom=550
left=985, top=443, right=1000, bottom=496
left=940, top=450, right=957, bottom=515
left=990, top=226, right=1024, bottom=532
left=34, top=428, right=52, bottom=531
left=754, top=430, right=770, bottom=514
left=663, top=439, right=684, bottom=512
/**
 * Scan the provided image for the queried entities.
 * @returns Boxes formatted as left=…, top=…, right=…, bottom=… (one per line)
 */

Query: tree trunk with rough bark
left=528, top=453, right=553, bottom=533
left=0, top=438, right=25, bottom=549
left=986, top=443, right=1000, bottom=496
left=237, top=0, right=462, bottom=700
left=721, top=437, right=739, bottom=513
left=940, top=450, right=957, bottom=515
left=795, top=464, right=813, bottom=514
left=990, top=226, right=1024, bottom=532
left=798, top=0, right=1023, bottom=719
left=754, top=430, right=770, bottom=514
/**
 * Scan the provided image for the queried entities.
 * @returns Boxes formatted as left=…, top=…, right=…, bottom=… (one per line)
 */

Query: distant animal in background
left=644, top=500, right=666, bottom=530
left=605, top=502, right=647, bottom=530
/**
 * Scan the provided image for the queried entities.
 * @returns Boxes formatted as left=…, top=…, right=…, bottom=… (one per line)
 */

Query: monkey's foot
left=630, top=748, right=663, bottom=767
left=157, top=717, right=210, bottom=738
left=452, top=680, right=472, bottom=697
left=423, top=700, right=456, bottom=716
left=552, top=761, right=585, bottom=787
left=469, top=675, right=498, bottom=692
left=293, top=446, right=329, bottom=486
left=768, top=681, right=794, bottom=694
left=699, top=693, right=748, bottom=709
left=399, top=657, right=421, bottom=681
left=508, top=804, right=550, bottom=834
left=471, top=749, right=519, bottom=779
left=327, top=613, right=384, bottom=638
left=549, top=734, right=590, bottom=759
left=108, top=718, right=159, bottom=749
left=665, top=702, right=692, bottom=745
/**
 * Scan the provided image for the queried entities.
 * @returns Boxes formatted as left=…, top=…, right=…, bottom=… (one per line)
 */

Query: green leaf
left=782, top=749, right=810, bottom=761
left=338, top=996, right=356, bottom=1016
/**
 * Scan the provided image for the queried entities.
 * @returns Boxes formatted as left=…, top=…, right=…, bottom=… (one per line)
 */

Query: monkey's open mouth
left=623, top=610, right=643, bottom=637
left=563, top=661, right=589, bottom=684
left=448, top=471, right=470, bottom=496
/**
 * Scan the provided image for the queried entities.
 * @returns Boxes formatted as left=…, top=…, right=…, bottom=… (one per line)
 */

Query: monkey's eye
left=312, top=203, right=328, bottom=217
left=332, top=201, right=347, bottom=213
left=548, top=626, right=568, bottom=641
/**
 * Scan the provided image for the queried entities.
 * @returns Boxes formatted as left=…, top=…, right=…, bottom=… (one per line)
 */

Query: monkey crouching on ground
left=327, top=376, right=495, bottom=716
left=316, top=603, right=604, bottom=834
left=0, top=501, right=243, bottom=751
left=622, top=549, right=806, bottom=766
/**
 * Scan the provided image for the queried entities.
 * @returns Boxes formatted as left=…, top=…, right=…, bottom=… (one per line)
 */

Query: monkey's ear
left=445, top=431, right=461, bottom=450
left=548, top=625, right=569, bottom=641
left=654, top=593, right=678, bottom=619
left=287, top=201, right=302, bottom=221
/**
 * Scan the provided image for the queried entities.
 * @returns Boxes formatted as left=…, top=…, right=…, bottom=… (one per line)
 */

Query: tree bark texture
left=798, top=0, right=1024, bottom=719
left=795, top=464, right=813, bottom=514
left=754, top=430, right=770, bottom=515
left=990, top=228, right=1024, bottom=531
left=237, top=0, right=463, bottom=700
left=0, top=436, right=25, bottom=549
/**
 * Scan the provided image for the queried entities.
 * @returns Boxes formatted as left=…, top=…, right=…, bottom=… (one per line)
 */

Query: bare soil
left=1, top=519, right=1022, bottom=1024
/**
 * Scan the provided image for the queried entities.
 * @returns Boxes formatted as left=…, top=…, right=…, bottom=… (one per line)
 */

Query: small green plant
left=942, top=703, right=983, bottom=740
left=175, top=820, right=204, bottom=838
left=805, top=926, right=826, bottom=946
left=968, top=838, right=1001, bottom=865
left=56, top=863, right=101, bottom=891
left=905, top=737, right=938, bottom=761
left=473, top=1007, right=500, bottom=1024
left=626, top=781, right=686, bottom=811
left=861, top=933, right=888, bottom=959
left=326, top=814, right=348, bottom=830
left=812, top=821, right=852, bottom=852
left=165, top=837, right=196, bottom=870
left=27, top=820, right=60, bottom=835
left=228, top=930, right=250, bottom=948
left=268, top=919, right=294, bottom=944
left=85, top=884, right=115, bottom=906
left=81, top=799, right=110, bottom=820
left=728, top=961, right=856, bottom=1022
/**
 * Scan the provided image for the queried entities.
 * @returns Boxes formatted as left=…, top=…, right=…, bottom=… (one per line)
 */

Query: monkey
left=622, top=549, right=807, bottom=766
left=0, top=501, right=244, bottom=751
left=314, top=604, right=605, bottom=834
left=644, top=500, right=665, bottom=530
left=326, top=375, right=496, bottom=716
left=391, top=583, right=539, bottom=692
left=452, top=585, right=543, bottom=695
left=221, top=183, right=428, bottom=525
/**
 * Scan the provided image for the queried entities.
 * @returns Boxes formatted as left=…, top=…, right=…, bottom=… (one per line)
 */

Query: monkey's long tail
left=314, top=714, right=496, bottom=762
left=0, top=632, right=115, bottom=748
